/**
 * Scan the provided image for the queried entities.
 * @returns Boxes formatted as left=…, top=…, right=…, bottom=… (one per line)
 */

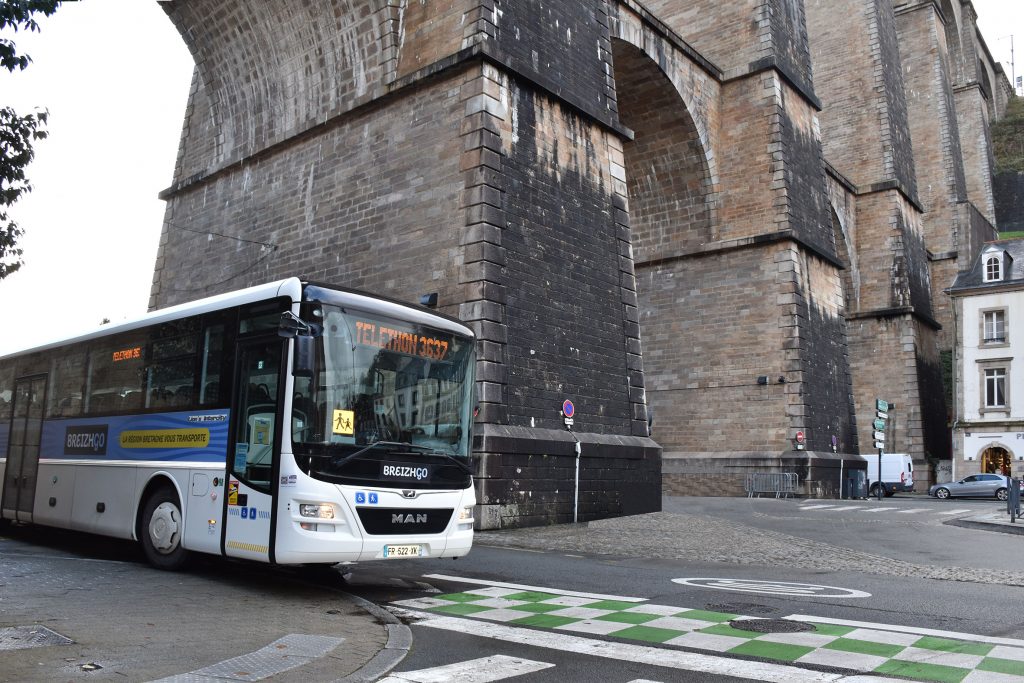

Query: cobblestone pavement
left=475, top=510, right=1024, bottom=588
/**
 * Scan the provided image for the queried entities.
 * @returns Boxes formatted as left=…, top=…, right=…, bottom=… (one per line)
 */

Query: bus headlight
left=299, top=503, right=335, bottom=519
left=457, top=505, right=474, bottom=523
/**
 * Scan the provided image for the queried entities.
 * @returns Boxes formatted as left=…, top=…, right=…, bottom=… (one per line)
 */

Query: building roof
left=949, top=238, right=1024, bottom=294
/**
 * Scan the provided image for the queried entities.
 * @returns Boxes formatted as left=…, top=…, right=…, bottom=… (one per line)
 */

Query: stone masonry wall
left=154, top=71, right=469, bottom=313
left=151, top=0, right=1010, bottom=512
left=637, top=244, right=791, bottom=456
left=806, top=0, right=917, bottom=197
left=161, top=0, right=397, bottom=182
left=954, top=85, right=997, bottom=224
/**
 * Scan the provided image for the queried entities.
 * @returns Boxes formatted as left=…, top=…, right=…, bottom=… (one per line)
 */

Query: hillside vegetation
left=993, top=96, right=1024, bottom=173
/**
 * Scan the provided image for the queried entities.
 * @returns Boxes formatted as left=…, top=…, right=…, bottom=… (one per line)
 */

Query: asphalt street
left=1, top=494, right=1021, bottom=682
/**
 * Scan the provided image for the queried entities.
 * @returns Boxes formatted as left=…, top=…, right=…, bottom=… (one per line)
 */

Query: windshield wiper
left=324, top=441, right=473, bottom=475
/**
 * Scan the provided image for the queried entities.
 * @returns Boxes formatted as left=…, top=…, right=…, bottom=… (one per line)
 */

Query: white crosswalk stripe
left=378, top=655, right=554, bottom=683
left=791, top=504, right=980, bottom=516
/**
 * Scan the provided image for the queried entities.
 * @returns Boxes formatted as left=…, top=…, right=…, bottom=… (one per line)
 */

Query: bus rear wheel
left=140, top=487, right=190, bottom=571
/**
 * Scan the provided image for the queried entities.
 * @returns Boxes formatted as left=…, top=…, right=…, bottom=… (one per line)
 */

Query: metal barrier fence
left=745, top=472, right=799, bottom=498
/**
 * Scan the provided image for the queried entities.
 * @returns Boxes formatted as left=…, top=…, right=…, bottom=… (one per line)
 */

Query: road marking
left=937, top=508, right=973, bottom=515
left=399, top=583, right=1024, bottom=683
left=894, top=509, right=924, bottom=514
left=800, top=505, right=837, bottom=510
left=859, top=508, right=896, bottom=513
left=784, top=615, right=1024, bottom=649
left=673, top=578, right=871, bottom=598
left=378, top=655, right=554, bottom=682
left=402, top=612, right=842, bottom=683
left=422, top=574, right=644, bottom=603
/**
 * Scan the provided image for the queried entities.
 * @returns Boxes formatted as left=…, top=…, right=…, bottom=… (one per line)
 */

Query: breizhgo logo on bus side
left=64, top=425, right=109, bottom=456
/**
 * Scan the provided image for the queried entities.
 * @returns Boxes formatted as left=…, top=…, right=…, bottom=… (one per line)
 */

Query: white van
left=862, top=453, right=914, bottom=496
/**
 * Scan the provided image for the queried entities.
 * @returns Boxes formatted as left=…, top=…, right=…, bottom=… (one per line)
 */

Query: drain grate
left=0, top=625, right=74, bottom=651
left=728, top=618, right=815, bottom=634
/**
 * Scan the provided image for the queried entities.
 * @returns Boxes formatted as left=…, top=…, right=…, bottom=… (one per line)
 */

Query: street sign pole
left=877, top=447, right=883, bottom=501
left=874, top=399, right=890, bottom=501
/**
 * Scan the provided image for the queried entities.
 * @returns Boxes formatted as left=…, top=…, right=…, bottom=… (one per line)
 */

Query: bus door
left=223, top=338, right=282, bottom=562
left=1, top=375, right=46, bottom=522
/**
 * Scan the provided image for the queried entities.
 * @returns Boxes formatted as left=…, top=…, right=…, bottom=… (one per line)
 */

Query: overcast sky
left=0, top=0, right=1021, bottom=356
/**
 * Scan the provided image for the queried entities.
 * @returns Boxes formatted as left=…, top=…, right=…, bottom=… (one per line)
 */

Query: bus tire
left=140, top=486, right=190, bottom=571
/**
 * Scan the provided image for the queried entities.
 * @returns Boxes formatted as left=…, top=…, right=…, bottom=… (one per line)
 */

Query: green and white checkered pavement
left=392, top=587, right=1024, bottom=683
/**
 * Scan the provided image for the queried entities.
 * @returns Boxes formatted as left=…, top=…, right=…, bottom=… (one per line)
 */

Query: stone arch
left=164, top=0, right=394, bottom=167
left=611, top=39, right=715, bottom=258
left=938, top=0, right=964, bottom=84
left=608, top=9, right=721, bottom=222
left=829, top=205, right=858, bottom=313
left=978, top=60, right=994, bottom=101
left=607, top=29, right=726, bottom=456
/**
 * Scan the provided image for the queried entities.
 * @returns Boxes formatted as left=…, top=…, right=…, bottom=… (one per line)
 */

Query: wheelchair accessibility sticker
left=355, top=492, right=379, bottom=505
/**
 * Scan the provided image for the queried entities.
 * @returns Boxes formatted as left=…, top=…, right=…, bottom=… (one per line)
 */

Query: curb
left=333, top=592, right=412, bottom=683
left=944, top=516, right=1024, bottom=535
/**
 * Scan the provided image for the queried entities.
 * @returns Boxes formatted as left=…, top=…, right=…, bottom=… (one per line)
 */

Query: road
left=2, top=495, right=1022, bottom=682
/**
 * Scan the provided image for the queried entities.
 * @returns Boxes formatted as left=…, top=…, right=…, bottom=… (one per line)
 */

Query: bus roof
left=0, top=278, right=474, bottom=361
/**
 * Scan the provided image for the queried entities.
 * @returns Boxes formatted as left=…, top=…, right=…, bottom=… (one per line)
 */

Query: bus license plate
left=384, top=544, right=422, bottom=558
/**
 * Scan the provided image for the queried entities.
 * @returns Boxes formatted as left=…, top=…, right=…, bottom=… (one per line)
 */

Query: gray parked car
left=929, top=474, right=1011, bottom=501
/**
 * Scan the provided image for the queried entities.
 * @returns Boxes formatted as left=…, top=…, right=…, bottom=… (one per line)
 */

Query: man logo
left=401, top=490, right=417, bottom=499
left=392, top=513, right=427, bottom=524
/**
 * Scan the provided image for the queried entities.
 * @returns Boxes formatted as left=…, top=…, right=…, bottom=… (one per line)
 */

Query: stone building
left=151, top=0, right=1009, bottom=527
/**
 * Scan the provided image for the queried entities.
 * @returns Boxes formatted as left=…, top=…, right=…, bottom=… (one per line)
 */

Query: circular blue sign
left=562, top=400, right=575, bottom=418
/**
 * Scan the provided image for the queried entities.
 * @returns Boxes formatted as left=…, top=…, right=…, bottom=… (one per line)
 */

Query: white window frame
left=978, top=359, right=1010, bottom=413
left=983, top=254, right=1003, bottom=282
left=980, top=307, right=1008, bottom=346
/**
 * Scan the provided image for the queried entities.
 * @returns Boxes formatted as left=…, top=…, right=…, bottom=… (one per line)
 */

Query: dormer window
left=984, top=255, right=1002, bottom=282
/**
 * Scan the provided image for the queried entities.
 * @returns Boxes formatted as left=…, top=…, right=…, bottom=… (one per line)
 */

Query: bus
left=0, top=278, right=477, bottom=570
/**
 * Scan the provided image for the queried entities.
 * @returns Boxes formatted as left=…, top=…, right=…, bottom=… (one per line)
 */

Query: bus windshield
left=291, top=305, right=475, bottom=476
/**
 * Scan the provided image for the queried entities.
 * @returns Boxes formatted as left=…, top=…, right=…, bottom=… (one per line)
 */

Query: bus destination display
left=355, top=320, right=449, bottom=361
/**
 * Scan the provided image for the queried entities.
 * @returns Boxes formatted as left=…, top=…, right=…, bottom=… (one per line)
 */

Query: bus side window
left=199, top=324, right=225, bottom=406
left=47, top=349, right=87, bottom=418
left=87, top=333, right=146, bottom=415
left=0, top=364, right=12, bottom=421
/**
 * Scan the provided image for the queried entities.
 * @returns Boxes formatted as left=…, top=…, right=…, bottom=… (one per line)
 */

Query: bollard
left=1009, top=478, right=1021, bottom=524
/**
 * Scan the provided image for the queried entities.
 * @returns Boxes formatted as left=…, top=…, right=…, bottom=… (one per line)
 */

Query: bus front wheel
left=140, top=487, right=190, bottom=571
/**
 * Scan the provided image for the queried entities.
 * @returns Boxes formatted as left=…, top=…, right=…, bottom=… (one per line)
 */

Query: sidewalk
left=947, top=508, right=1024, bottom=535
left=0, top=530, right=403, bottom=683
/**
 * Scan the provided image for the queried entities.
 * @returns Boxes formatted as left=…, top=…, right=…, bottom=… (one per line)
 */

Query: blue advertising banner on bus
left=40, top=409, right=230, bottom=463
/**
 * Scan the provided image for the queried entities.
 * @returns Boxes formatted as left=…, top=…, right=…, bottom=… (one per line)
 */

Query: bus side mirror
left=293, top=336, right=315, bottom=378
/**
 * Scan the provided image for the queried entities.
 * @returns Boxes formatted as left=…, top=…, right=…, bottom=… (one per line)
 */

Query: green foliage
left=0, top=106, right=47, bottom=278
left=992, top=96, right=1024, bottom=174
left=0, top=0, right=61, bottom=279
left=0, top=0, right=60, bottom=71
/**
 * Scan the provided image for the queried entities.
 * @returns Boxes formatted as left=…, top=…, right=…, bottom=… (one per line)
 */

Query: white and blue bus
left=0, top=278, right=476, bottom=569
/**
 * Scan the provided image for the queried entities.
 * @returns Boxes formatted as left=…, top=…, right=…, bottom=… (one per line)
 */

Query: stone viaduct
left=151, top=0, right=1010, bottom=528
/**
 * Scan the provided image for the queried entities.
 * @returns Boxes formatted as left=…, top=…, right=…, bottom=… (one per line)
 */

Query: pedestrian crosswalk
left=391, top=585, right=1024, bottom=683
left=797, top=504, right=975, bottom=515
